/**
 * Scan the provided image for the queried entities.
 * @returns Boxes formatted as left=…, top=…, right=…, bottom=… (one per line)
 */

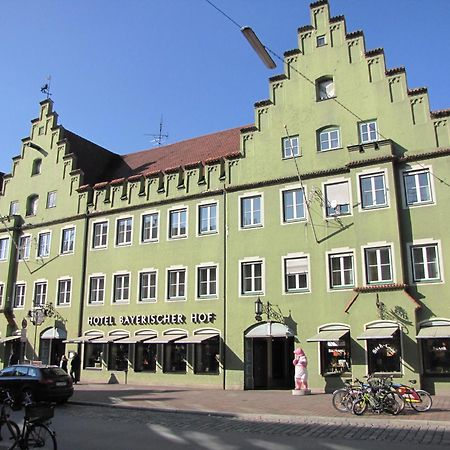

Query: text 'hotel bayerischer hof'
left=0, top=0, right=449, bottom=393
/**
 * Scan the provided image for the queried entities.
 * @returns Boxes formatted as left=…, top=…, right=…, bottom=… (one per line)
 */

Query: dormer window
left=316, top=77, right=335, bottom=101
left=32, top=158, right=42, bottom=176
left=26, top=195, right=39, bottom=216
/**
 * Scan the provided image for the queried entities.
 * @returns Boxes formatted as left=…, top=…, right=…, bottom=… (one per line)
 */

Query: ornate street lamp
left=27, top=303, right=59, bottom=361
left=254, top=297, right=263, bottom=321
left=254, top=297, right=284, bottom=323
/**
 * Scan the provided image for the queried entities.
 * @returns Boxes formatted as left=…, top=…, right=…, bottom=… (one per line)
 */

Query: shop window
left=57, top=279, right=71, bottom=306
left=134, top=342, right=157, bottom=372
left=0, top=238, right=8, bottom=260
left=26, top=195, right=39, bottom=216
left=324, top=181, right=350, bottom=216
left=320, top=337, right=351, bottom=376
left=240, top=195, right=262, bottom=229
left=108, top=342, right=129, bottom=371
left=84, top=343, right=103, bottom=369
left=284, top=257, right=309, bottom=292
left=198, top=203, right=217, bottom=235
left=364, top=246, right=392, bottom=284
left=163, top=342, right=187, bottom=373
left=411, top=243, right=440, bottom=282
left=367, top=330, right=401, bottom=374
left=116, top=217, right=133, bottom=246
left=194, top=336, right=220, bottom=374
left=33, top=281, right=47, bottom=307
left=241, top=261, right=263, bottom=295
left=13, top=284, right=25, bottom=308
left=359, top=173, right=387, bottom=209
left=282, top=135, right=300, bottom=159
left=141, top=213, right=159, bottom=242
left=46, top=191, right=57, bottom=209
left=169, top=208, right=187, bottom=239
left=316, top=77, right=335, bottom=101
left=421, top=338, right=450, bottom=375
left=61, top=227, right=75, bottom=254
left=359, top=121, right=378, bottom=144
left=282, top=188, right=305, bottom=222
left=403, top=169, right=433, bottom=206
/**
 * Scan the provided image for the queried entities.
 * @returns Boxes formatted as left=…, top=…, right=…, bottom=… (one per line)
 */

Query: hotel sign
left=87, top=312, right=216, bottom=327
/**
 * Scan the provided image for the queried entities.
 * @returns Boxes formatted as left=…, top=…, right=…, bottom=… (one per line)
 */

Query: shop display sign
left=87, top=312, right=216, bottom=327
left=371, top=343, right=397, bottom=356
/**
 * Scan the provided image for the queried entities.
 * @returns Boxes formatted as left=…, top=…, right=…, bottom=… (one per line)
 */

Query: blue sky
left=0, top=0, right=448, bottom=173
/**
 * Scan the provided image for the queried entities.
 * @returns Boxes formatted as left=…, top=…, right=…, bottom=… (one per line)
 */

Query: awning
left=63, top=334, right=103, bottom=344
left=41, top=328, right=67, bottom=340
left=93, top=335, right=129, bottom=344
left=117, top=335, right=157, bottom=344
left=245, top=323, right=294, bottom=338
left=307, top=329, right=349, bottom=342
left=0, top=336, right=20, bottom=344
left=176, top=334, right=219, bottom=344
left=416, top=326, right=450, bottom=339
left=357, top=327, right=398, bottom=340
left=150, top=335, right=186, bottom=344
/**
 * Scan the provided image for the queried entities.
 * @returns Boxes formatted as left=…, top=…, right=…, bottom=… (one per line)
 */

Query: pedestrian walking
left=70, top=352, right=81, bottom=384
left=60, top=354, right=68, bottom=372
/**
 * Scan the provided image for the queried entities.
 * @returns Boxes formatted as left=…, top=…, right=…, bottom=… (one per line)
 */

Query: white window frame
left=37, top=231, right=51, bottom=258
left=112, top=272, right=131, bottom=304
left=282, top=135, right=300, bottom=159
left=407, top=241, right=442, bottom=283
left=197, top=265, right=218, bottom=299
left=198, top=202, right=218, bottom=235
left=323, top=179, right=351, bottom=217
left=402, top=167, right=434, bottom=207
left=57, top=278, right=72, bottom=306
left=0, top=238, right=9, bottom=261
left=61, top=227, right=75, bottom=254
left=46, top=191, right=57, bottom=209
left=14, top=283, right=26, bottom=309
left=18, top=235, right=31, bottom=260
left=363, top=245, right=394, bottom=285
left=92, top=220, right=108, bottom=249
left=116, top=217, right=133, bottom=247
left=283, top=255, right=310, bottom=293
left=167, top=268, right=187, bottom=301
left=358, top=171, right=388, bottom=210
left=240, top=194, right=263, bottom=229
left=33, top=281, right=47, bottom=307
left=141, top=212, right=159, bottom=243
left=168, top=207, right=188, bottom=239
left=359, top=121, right=378, bottom=144
left=138, top=270, right=157, bottom=303
left=240, top=259, right=264, bottom=296
left=281, top=187, right=306, bottom=223
left=319, top=127, right=340, bottom=151
left=327, top=252, right=355, bottom=290
left=88, top=275, right=105, bottom=305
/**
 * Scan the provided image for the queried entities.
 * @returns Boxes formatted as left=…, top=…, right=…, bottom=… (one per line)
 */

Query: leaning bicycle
left=9, top=403, right=57, bottom=450
left=392, top=379, right=432, bottom=412
left=352, top=378, right=401, bottom=416
left=0, top=389, right=20, bottom=447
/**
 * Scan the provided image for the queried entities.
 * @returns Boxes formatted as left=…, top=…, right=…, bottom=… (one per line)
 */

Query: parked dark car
left=0, top=364, right=73, bottom=404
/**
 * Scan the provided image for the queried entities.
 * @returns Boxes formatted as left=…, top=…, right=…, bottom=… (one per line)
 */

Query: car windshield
left=41, top=368, right=67, bottom=377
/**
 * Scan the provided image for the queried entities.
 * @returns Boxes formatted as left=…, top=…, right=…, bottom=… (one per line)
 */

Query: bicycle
left=332, top=378, right=363, bottom=412
left=9, top=403, right=57, bottom=450
left=0, top=389, right=20, bottom=447
left=392, top=379, right=433, bottom=412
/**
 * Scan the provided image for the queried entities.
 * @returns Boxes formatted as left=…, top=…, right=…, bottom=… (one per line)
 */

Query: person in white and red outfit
left=293, top=348, right=308, bottom=390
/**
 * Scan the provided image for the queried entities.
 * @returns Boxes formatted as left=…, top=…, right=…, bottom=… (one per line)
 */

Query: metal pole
left=33, top=317, right=38, bottom=362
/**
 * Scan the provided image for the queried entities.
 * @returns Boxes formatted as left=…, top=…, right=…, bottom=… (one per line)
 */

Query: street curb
left=68, top=400, right=450, bottom=429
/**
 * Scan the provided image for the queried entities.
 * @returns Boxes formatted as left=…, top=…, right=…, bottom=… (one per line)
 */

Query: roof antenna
left=145, top=115, right=169, bottom=147
left=40, top=75, right=52, bottom=99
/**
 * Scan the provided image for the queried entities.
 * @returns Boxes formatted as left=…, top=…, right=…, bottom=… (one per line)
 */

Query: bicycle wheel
left=410, top=390, right=433, bottom=412
left=392, top=391, right=405, bottom=413
left=332, top=389, right=351, bottom=412
left=0, top=419, right=20, bottom=449
left=382, top=392, right=401, bottom=415
left=25, top=423, right=57, bottom=450
left=352, top=397, right=367, bottom=415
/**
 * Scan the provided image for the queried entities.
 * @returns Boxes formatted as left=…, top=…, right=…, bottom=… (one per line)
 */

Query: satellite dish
left=330, top=200, right=338, bottom=209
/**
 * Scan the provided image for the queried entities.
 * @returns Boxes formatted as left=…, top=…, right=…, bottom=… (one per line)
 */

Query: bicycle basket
left=25, top=404, right=54, bottom=422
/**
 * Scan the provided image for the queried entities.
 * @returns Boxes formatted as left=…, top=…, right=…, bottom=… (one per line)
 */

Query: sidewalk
left=70, top=383, right=450, bottom=427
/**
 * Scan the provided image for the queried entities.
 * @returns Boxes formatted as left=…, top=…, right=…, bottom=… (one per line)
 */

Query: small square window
left=46, top=191, right=57, bottom=209
left=319, top=128, right=340, bottom=151
left=359, top=121, right=378, bottom=144
left=282, top=136, right=300, bottom=159
left=317, top=35, right=326, bottom=47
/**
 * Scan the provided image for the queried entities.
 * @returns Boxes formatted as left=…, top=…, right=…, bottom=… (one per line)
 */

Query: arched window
left=31, top=158, right=42, bottom=175
left=26, top=195, right=39, bottom=216
left=318, top=126, right=341, bottom=151
left=316, top=76, right=335, bottom=101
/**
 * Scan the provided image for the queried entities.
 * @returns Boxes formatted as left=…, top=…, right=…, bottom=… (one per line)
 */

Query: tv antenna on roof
left=145, top=115, right=169, bottom=147
left=40, top=75, right=52, bottom=99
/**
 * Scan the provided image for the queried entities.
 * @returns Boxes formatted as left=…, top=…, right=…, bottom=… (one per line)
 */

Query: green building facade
left=1, top=0, right=449, bottom=393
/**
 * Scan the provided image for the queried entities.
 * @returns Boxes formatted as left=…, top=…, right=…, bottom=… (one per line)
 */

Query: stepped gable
left=63, top=129, right=121, bottom=185
left=106, top=126, right=244, bottom=182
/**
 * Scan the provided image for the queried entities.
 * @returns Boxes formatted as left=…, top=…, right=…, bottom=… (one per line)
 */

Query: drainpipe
left=222, top=187, right=228, bottom=390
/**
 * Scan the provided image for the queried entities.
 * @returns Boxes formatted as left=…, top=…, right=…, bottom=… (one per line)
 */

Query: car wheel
left=22, top=388, right=34, bottom=405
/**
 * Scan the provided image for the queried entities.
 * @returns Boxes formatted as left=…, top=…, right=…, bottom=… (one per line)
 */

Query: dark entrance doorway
left=252, top=337, right=294, bottom=389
